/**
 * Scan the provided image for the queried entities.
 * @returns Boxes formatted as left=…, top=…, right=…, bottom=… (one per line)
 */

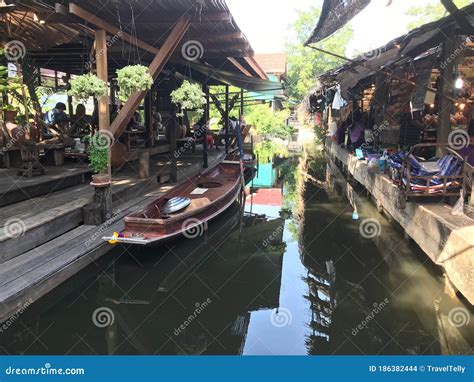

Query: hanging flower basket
left=69, top=73, right=107, bottom=101
left=116, top=65, right=153, bottom=102
left=170, top=80, right=206, bottom=118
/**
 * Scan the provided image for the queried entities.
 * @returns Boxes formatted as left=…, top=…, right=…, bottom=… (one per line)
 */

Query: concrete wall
left=326, top=139, right=474, bottom=304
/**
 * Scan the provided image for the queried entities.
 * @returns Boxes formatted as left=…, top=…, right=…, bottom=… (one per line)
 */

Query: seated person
left=127, top=111, right=143, bottom=131
left=458, top=120, right=474, bottom=167
left=43, top=102, right=69, bottom=138
left=348, top=110, right=366, bottom=149
left=70, top=104, right=92, bottom=138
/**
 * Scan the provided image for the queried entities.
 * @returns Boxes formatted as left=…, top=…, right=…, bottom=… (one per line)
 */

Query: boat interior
left=126, top=163, right=242, bottom=225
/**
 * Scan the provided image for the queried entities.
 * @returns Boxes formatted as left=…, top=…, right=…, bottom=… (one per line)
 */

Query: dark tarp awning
left=305, top=0, right=371, bottom=45
left=186, top=62, right=285, bottom=99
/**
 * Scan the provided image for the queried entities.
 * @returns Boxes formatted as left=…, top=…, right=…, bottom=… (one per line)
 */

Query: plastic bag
left=452, top=189, right=465, bottom=216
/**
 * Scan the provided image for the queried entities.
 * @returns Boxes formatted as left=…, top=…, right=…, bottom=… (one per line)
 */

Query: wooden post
left=144, top=91, right=152, bottom=147
left=203, top=85, right=209, bottom=168
left=225, top=85, right=229, bottom=153
left=66, top=73, right=73, bottom=117
left=240, top=89, right=244, bottom=118
left=95, top=29, right=111, bottom=177
left=437, top=27, right=455, bottom=156
left=138, top=149, right=150, bottom=179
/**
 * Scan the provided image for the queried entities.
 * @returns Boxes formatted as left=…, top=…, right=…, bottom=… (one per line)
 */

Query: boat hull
left=103, top=162, right=243, bottom=246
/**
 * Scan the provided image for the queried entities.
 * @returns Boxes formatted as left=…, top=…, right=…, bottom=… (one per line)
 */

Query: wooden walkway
left=0, top=149, right=224, bottom=322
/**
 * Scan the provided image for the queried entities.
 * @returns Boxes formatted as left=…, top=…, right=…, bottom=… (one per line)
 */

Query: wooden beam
left=69, top=2, right=160, bottom=55
left=244, top=56, right=268, bottom=80
left=440, top=0, right=474, bottom=35
left=110, top=16, right=191, bottom=138
left=227, top=57, right=252, bottom=77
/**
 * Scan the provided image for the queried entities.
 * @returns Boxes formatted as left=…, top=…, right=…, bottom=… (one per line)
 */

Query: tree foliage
left=286, top=6, right=353, bottom=102
left=405, top=0, right=471, bottom=30
left=245, top=104, right=292, bottom=139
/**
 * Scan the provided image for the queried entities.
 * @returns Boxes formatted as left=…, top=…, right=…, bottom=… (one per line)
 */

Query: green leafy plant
left=116, top=65, right=153, bottom=102
left=2, top=104, right=17, bottom=112
left=88, top=135, right=109, bottom=174
left=170, top=80, right=206, bottom=118
left=69, top=73, right=107, bottom=101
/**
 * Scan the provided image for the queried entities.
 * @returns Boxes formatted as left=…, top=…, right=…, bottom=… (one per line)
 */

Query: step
left=0, top=224, right=116, bottom=323
left=0, top=167, right=90, bottom=207
left=0, top=197, right=89, bottom=263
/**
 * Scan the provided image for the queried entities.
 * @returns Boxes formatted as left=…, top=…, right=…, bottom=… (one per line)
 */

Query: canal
left=1, top=151, right=473, bottom=355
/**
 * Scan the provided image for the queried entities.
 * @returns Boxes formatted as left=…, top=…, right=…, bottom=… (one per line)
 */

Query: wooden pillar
left=110, top=79, right=116, bottom=106
left=66, top=73, right=73, bottom=117
left=138, top=149, right=150, bottom=179
left=437, top=27, right=456, bottom=156
left=225, top=85, right=229, bottom=153
left=240, top=89, right=244, bottom=118
left=144, top=91, right=152, bottom=147
left=95, top=29, right=111, bottom=177
left=203, top=85, right=209, bottom=168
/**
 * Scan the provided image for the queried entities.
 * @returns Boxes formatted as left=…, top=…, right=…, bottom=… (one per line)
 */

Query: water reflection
left=1, top=152, right=472, bottom=355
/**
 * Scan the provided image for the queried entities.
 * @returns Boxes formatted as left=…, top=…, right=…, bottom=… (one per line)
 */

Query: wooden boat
left=103, top=161, right=243, bottom=245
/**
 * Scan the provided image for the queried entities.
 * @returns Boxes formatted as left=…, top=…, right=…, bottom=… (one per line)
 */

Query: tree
left=286, top=7, right=353, bottom=102
left=245, top=104, right=291, bottom=139
left=405, top=0, right=471, bottom=30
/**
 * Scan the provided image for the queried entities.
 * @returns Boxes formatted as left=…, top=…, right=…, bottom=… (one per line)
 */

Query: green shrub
left=88, top=135, right=109, bottom=174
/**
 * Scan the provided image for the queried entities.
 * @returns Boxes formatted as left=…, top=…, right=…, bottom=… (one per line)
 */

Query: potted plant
left=170, top=80, right=206, bottom=119
left=88, top=134, right=110, bottom=187
left=116, top=65, right=153, bottom=102
left=2, top=104, right=18, bottom=122
left=69, top=73, right=107, bottom=101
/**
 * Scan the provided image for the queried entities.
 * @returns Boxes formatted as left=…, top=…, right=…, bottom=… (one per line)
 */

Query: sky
left=226, top=0, right=448, bottom=56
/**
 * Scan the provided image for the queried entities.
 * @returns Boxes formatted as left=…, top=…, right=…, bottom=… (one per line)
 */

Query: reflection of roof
left=246, top=188, right=282, bottom=207
left=254, top=53, right=287, bottom=75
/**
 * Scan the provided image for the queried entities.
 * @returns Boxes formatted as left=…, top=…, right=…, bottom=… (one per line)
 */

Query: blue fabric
left=389, top=152, right=463, bottom=188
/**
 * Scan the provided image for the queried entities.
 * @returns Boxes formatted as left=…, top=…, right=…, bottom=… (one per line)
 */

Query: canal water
left=1, top=152, right=473, bottom=355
